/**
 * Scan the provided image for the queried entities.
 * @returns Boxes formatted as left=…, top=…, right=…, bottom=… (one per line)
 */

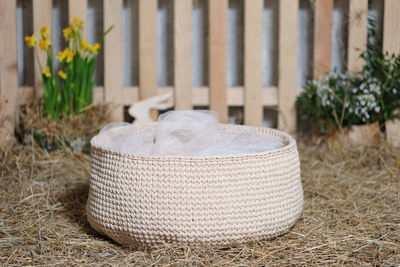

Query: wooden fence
left=1, top=0, right=400, bottom=142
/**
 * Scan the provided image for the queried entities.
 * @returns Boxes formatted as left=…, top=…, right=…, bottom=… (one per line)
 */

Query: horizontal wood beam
left=19, top=86, right=303, bottom=107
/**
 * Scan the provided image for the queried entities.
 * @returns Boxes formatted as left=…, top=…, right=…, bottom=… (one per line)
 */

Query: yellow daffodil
left=92, top=42, right=101, bottom=54
left=58, top=70, right=67, bottom=79
left=66, top=51, right=74, bottom=63
left=56, top=48, right=67, bottom=62
left=39, top=39, right=52, bottom=51
left=71, top=17, right=83, bottom=32
left=25, top=34, right=37, bottom=48
left=40, top=25, right=50, bottom=39
left=81, top=40, right=88, bottom=51
left=42, top=67, right=51, bottom=78
left=63, top=27, right=73, bottom=41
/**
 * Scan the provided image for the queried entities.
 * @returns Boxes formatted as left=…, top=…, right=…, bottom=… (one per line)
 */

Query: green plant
left=358, top=19, right=400, bottom=121
left=25, top=18, right=113, bottom=120
left=297, top=19, right=400, bottom=133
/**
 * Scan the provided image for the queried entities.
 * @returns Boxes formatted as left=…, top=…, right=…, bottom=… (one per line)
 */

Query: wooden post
left=32, top=0, right=52, bottom=99
left=0, top=0, right=18, bottom=143
left=348, top=0, right=368, bottom=75
left=313, top=0, right=333, bottom=78
left=383, top=0, right=400, bottom=55
left=278, top=0, right=298, bottom=133
left=104, top=0, right=123, bottom=121
left=174, top=0, right=192, bottom=110
left=68, top=0, right=88, bottom=39
left=139, top=0, right=158, bottom=120
left=209, top=0, right=228, bottom=123
left=244, top=0, right=263, bottom=126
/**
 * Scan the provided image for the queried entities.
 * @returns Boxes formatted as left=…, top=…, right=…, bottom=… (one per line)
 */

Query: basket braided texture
left=86, top=124, right=303, bottom=248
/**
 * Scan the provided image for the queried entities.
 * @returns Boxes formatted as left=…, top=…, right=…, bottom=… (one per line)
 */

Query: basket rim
left=90, top=123, right=297, bottom=160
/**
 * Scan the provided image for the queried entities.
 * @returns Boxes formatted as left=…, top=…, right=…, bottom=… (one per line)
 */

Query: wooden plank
left=68, top=0, right=87, bottom=39
left=20, top=86, right=304, bottom=108
left=138, top=0, right=157, bottom=100
left=278, top=0, right=298, bottom=133
left=244, top=0, right=263, bottom=126
left=313, top=0, right=333, bottom=78
left=104, top=0, right=123, bottom=121
left=348, top=0, right=368, bottom=75
left=383, top=0, right=400, bottom=55
left=209, top=0, right=228, bottom=122
left=32, top=0, right=52, bottom=99
left=139, top=0, right=158, bottom=119
left=174, top=0, right=192, bottom=110
left=0, top=0, right=18, bottom=143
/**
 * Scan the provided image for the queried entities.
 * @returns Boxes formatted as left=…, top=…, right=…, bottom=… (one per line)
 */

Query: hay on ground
left=1, top=107, right=399, bottom=266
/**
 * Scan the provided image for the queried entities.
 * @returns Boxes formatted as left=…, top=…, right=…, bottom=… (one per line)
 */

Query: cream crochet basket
left=86, top=124, right=303, bottom=248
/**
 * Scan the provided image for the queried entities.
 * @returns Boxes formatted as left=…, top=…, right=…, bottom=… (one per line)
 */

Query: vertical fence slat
left=139, top=0, right=158, bottom=120
left=139, top=0, right=157, bottom=100
left=278, top=0, right=298, bottom=133
left=104, top=0, right=123, bottom=121
left=244, top=0, right=263, bottom=126
left=209, top=0, right=228, bottom=123
left=33, top=0, right=52, bottom=99
left=174, top=0, right=192, bottom=110
left=68, top=0, right=88, bottom=39
left=383, top=0, right=400, bottom=55
left=348, top=0, right=368, bottom=75
left=0, top=0, right=18, bottom=142
left=313, top=0, right=333, bottom=78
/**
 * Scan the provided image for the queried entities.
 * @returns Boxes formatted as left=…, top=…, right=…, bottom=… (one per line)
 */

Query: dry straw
left=1, top=105, right=399, bottom=265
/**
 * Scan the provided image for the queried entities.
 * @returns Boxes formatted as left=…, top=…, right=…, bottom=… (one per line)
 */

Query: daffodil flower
left=71, top=17, right=83, bottom=33
left=92, top=43, right=101, bottom=55
left=56, top=48, right=68, bottom=62
left=40, top=25, right=50, bottom=39
left=63, top=27, right=73, bottom=41
left=25, top=34, right=37, bottom=48
left=39, top=39, right=52, bottom=51
left=58, top=70, right=67, bottom=79
left=42, top=67, right=51, bottom=78
left=81, top=40, right=88, bottom=51
left=66, top=51, right=74, bottom=63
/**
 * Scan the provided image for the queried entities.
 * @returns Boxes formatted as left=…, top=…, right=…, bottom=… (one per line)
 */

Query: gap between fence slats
left=0, top=0, right=18, bottom=143
left=244, top=0, right=263, bottom=126
left=348, top=0, right=368, bottom=75
left=68, top=0, right=88, bottom=39
left=278, top=0, right=298, bottom=133
left=383, top=0, right=400, bottom=55
left=32, top=0, right=52, bottom=99
left=104, top=0, right=123, bottom=121
left=313, top=0, right=333, bottom=78
left=209, top=0, right=228, bottom=123
left=174, top=0, right=192, bottom=110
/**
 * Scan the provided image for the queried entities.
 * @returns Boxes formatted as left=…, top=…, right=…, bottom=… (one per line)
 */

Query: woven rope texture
left=86, top=124, right=303, bottom=248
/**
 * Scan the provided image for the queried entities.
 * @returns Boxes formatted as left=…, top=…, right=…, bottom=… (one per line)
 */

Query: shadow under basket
left=86, top=124, right=304, bottom=248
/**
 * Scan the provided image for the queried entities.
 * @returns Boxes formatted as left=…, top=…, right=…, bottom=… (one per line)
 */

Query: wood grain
left=278, top=0, right=298, bottom=133
left=383, top=0, right=400, bottom=55
left=104, top=0, right=123, bottom=121
left=20, top=86, right=307, bottom=107
left=174, top=0, right=192, bottom=110
left=0, top=0, right=18, bottom=143
left=244, top=0, right=263, bottom=126
left=209, top=0, right=228, bottom=122
left=313, top=0, right=333, bottom=78
left=348, top=0, right=368, bottom=75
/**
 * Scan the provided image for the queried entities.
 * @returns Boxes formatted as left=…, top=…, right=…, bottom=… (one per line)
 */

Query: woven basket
left=86, top=124, right=303, bottom=248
